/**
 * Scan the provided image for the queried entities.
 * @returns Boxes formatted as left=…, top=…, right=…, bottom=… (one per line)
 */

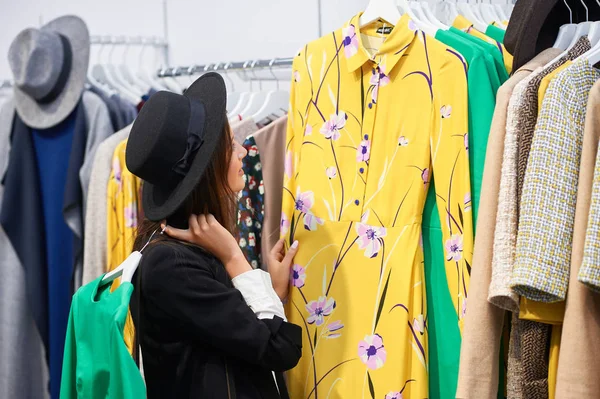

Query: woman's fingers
left=162, top=224, right=193, bottom=242
left=282, top=241, right=299, bottom=267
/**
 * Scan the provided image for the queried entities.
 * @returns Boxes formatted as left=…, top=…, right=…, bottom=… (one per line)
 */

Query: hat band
left=172, top=98, right=207, bottom=177
left=38, top=34, right=72, bottom=104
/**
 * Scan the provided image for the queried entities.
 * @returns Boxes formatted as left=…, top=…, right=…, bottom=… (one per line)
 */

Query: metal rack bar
left=157, top=57, right=294, bottom=78
left=90, top=35, right=168, bottom=47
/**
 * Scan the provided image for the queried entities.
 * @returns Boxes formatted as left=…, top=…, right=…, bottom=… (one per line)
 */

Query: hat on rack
left=8, top=15, right=90, bottom=129
left=125, top=72, right=227, bottom=222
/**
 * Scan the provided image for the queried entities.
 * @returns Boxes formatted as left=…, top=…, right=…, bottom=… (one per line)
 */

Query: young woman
left=126, top=73, right=302, bottom=398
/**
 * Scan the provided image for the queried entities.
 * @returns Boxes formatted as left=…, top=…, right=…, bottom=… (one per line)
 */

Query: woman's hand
left=267, top=239, right=299, bottom=300
left=162, top=214, right=251, bottom=278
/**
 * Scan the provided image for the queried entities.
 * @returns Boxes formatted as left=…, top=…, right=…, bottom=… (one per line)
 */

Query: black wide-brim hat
left=125, top=72, right=227, bottom=221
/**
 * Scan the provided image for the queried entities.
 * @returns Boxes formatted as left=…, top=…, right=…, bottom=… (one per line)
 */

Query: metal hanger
left=582, top=0, right=600, bottom=64
left=360, top=0, right=404, bottom=27
left=457, top=0, right=488, bottom=31
left=252, top=58, right=290, bottom=123
left=240, top=60, right=270, bottom=120
left=228, top=61, right=252, bottom=121
left=221, top=62, right=241, bottom=113
left=419, top=0, right=448, bottom=29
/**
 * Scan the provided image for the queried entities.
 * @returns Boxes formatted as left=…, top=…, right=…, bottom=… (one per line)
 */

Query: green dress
left=422, top=28, right=505, bottom=399
left=60, top=275, right=146, bottom=398
left=486, top=24, right=507, bottom=44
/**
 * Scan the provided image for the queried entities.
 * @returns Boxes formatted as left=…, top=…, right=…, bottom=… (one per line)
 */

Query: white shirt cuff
left=231, top=269, right=287, bottom=321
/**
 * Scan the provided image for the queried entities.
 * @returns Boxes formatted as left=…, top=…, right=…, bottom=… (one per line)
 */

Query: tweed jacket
left=456, top=48, right=562, bottom=399
left=512, top=59, right=600, bottom=302
left=516, top=37, right=591, bottom=206
left=555, top=80, right=600, bottom=397
left=489, top=71, right=539, bottom=312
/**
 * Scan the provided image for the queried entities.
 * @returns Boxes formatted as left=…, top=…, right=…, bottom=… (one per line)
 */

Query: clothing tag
left=376, top=26, right=393, bottom=35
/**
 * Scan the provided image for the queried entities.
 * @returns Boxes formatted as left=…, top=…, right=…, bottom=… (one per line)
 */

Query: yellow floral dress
left=107, top=139, right=143, bottom=351
left=282, top=13, right=473, bottom=399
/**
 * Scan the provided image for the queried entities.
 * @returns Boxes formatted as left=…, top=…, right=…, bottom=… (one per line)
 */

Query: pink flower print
left=441, top=105, right=452, bottom=119
left=306, top=296, right=336, bottom=326
left=385, top=392, right=403, bottom=399
left=125, top=204, right=137, bottom=228
left=413, top=314, right=425, bottom=335
left=295, top=189, right=314, bottom=213
left=291, top=264, right=306, bottom=288
left=293, top=70, right=301, bottom=82
left=280, top=212, right=290, bottom=235
left=342, top=24, right=359, bottom=59
left=248, top=233, right=256, bottom=247
left=462, top=298, right=467, bottom=319
left=112, top=158, right=122, bottom=186
left=356, top=140, right=371, bottom=162
left=421, top=168, right=429, bottom=186
left=445, top=234, right=464, bottom=262
left=304, top=124, right=313, bottom=136
left=325, top=320, right=344, bottom=339
left=419, top=233, right=423, bottom=250
left=408, top=18, right=418, bottom=32
left=248, top=145, right=258, bottom=157
left=320, top=112, right=347, bottom=141
left=326, top=167, right=337, bottom=179
left=356, top=223, right=387, bottom=258
left=285, top=150, right=293, bottom=179
left=358, top=334, right=387, bottom=370
left=369, top=64, right=390, bottom=107
left=398, top=136, right=409, bottom=147
left=464, top=192, right=472, bottom=212
left=464, top=133, right=469, bottom=152
left=304, top=211, right=324, bottom=231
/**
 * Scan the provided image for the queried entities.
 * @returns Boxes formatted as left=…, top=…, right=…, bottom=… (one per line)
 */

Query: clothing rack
left=156, top=58, right=294, bottom=79
left=90, top=35, right=168, bottom=47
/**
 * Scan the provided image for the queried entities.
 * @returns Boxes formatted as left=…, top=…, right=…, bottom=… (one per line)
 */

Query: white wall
left=0, top=0, right=368, bottom=82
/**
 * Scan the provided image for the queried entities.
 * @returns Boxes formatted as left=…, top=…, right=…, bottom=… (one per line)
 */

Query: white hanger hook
left=269, top=58, right=280, bottom=90
left=581, top=0, right=589, bottom=21
left=564, top=0, right=573, bottom=24
left=223, top=62, right=236, bottom=92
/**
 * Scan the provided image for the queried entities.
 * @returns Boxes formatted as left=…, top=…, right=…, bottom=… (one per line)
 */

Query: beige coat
left=554, top=80, right=600, bottom=398
left=456, top=48, right=561, bottom=399
left=253, top=116, right=287, bottom=268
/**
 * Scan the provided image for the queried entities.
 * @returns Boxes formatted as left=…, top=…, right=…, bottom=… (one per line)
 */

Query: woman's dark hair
left=132, top=118, right=237, bottom=252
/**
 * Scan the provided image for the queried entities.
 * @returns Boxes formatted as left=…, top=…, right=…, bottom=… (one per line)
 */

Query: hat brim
left=13, top=15, right=90, bottom=129
left=141, top=73, right=227, bottom=222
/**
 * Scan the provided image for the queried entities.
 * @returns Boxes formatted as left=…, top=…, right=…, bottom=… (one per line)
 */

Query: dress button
left=355, top=200, right=360, bottom=206
left=359, top=167, right=364, bottom=174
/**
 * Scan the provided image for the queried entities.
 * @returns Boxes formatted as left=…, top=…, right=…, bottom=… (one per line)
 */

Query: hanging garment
left=83, top=125, right=132, bottom=285
left=60, top=275, right=146, bottom=398
left=106, top=139, right=143, bottom=352
left=456, top=47, right=561, bottom=399
left=555, top=80, right=600, bottom=397
left=282, top=14, right=473, bottom=398
left=426, top=29, right=500, bottom=399
left=452, top=15, right=513, bottom=74
left=237, top=135, right=265, bottom=268
left=516, top=37, right=591, bottom=207
left=506, top=313, right=524, bottom=399
left=485, top=25, right=506, bottom=43
left=0, top=98, right=50, bottom=399
left=449, top=27, right=509, bottom=83
left=231, top=117, right=258, bottom=144
left=253, top=116, right=287, bottom=269
left=512, top=59, right=600, bottom=302
left=0, top=90, right=113, bottom=398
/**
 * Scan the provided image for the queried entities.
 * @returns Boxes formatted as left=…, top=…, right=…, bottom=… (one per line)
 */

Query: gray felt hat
left=8, top=15, right=90, bottom=129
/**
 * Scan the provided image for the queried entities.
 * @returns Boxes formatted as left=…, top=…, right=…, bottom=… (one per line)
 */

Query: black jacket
left=130, top=240, right=302, bottom=398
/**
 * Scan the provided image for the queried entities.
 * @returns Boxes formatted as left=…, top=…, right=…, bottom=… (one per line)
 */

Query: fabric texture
left=129, top=240, right=302, bottom=399
left=237, top=135, right=264, bottom=269
left=489, top=70, right=539, bottom=312
left=253, top=116, right=287, bottom=269
left=485, top=24, right=506, bottom=43
left=456, top=48, right=562, bottom=399
left=231, top=269, right=287, bottom=321
left=283, top=14, right=473, bottom=398
left=0, top=98, right=50, bottom=399
left=429, top=28, right=501, bottom=399
left=516, top=37, right=591, bottom=207
left=106, top=139, right=143, bottom=353
left=59, top=276, right=146, bottom=398
left=231, top=117, right=258, bottom=144
left=512, top=59, right=600, bottom=302
left=83, top=125, right=131, bottom=285
left=555, top=80, right=600, bottom=397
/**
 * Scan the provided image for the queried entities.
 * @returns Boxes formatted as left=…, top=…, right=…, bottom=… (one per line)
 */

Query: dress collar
left=344, top=12, right=419, bottom=74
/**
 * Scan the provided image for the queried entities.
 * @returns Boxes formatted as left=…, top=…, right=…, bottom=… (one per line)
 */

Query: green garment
left=486, top=24, right=507, bottom=44
left=422, top=29, right=503, bottom=399
left=60, top=276, right=146, bottom=399
left=450, top=26, right=510, bottom=83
